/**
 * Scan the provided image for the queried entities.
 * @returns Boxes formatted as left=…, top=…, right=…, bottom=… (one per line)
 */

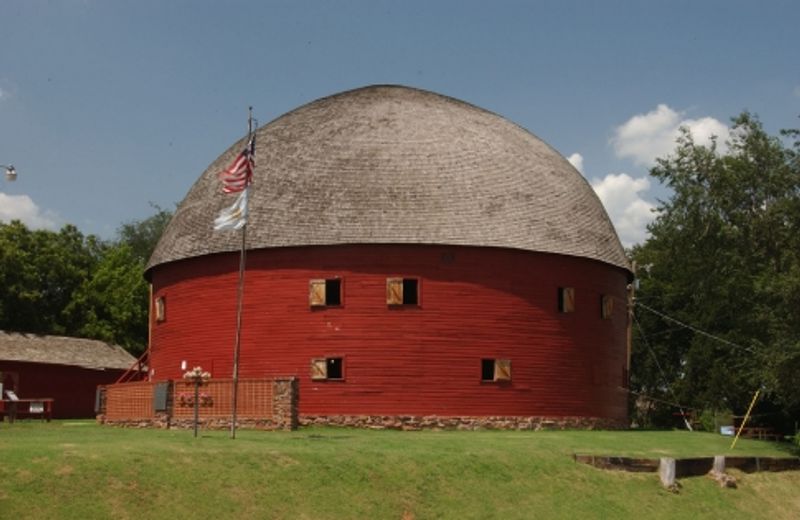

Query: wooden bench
left=0, top=399, right=54, bottom=423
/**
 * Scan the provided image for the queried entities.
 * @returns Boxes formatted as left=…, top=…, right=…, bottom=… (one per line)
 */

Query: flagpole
left=230, top=107, right=254, bottom=440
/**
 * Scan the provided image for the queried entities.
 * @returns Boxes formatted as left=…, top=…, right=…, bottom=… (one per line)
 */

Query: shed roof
left=0, top=331, right=137, bottom=371
left=147, top=85, right=629, bottom=274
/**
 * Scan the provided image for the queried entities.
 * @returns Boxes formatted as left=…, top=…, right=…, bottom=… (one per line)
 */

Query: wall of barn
left=0, top=360, right=125, bottom=418
left=149, top=244, right=630, bottom=424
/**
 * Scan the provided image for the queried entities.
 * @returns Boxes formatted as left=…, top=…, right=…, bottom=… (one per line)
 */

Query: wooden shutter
left=560, top=287, right=575, bottom=313
left=386, top=278, right=403, bottom=305
left=155, top=297, right=166, bottom=322
left=601, top=295, right=614, bottom=319
left=310, top=358, right=328, bottom=380
left=309, top=279, right=326, bottom=307
left=494, top=359, right=511, bottom=381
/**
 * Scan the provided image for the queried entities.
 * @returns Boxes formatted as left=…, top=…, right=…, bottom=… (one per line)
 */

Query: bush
left=698, top=409, right=733, bottom=433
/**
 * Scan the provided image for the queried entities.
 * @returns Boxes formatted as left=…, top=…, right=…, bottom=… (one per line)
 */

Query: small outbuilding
left=0, top=331, right=137, bottom=419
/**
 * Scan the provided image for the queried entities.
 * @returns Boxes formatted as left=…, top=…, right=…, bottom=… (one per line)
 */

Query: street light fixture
left=1, top=164, right=16, bottom=182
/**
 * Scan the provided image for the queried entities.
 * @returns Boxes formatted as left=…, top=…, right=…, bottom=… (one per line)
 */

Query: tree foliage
left=0, top=207, right=171, bottom=355
left=116, top=204, right=173, bottom=264
left=631, top=113, right=800, bottom=430
left=0, top=223, right=102, bottom=336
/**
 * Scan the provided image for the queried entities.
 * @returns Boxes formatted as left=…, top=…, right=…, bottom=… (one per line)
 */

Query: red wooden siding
left=149, top=244, right=629, bottom=422
left=0, top=360, right=125, bottom=419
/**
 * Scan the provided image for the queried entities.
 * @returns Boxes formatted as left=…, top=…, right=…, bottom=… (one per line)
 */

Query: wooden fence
left=172, top=379, right=273, bottom=419
left=97, top=377, right=297, bottom=430
left=104, top=380, right=158, bottom=421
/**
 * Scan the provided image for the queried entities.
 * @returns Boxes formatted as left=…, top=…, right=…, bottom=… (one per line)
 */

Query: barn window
left=481, top=359, right=511, bottom=382
left=310, top=357, right=344, bottom=381
left=558, top=287, right=575, bottom=313
left=309, top=278, right=342, bottom=307
left=601, top=294, right=614, bottom=319
left=154, top=296, right=166, bottom=322
left=387, top=277, right=419, bottom=306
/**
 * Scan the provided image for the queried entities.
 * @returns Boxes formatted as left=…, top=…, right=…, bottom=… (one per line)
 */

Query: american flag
left=218, top=135, right=255, bottom=193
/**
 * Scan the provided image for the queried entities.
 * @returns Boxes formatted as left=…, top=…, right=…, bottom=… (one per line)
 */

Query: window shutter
left=309, top=279, right=326, bottom=307
left=386, top=278, right=403, bottom=305
left=560, top=287, right=575, bottom=313
left=494, top=359, right=511, bottom=381
left=602, top=295, right=614, bottom=319
left=310, top=358, right=328, bottom=380
left=155, top=296, right=166, bottom=322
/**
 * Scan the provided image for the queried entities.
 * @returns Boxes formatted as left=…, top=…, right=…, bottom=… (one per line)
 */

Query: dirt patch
left=269, top=451, right=299, bottom=467
left=54, top=465, right=74, bottom=476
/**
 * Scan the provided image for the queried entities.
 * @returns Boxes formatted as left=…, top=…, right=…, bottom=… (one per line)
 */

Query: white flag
left=213, top=189, right=248, bottom=231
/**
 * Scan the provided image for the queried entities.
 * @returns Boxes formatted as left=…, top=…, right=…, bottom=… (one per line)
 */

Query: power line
left=635, top=301, right=756, bottom=354
left=624, top=388, right=701, bottom=413
left=633, top=311, right=694, bottom=430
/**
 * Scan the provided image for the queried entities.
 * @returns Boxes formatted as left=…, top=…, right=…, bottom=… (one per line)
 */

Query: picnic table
left=739, top=426, right=781, bottom=441
left=0, top=398, right=54, bottom=423
left=732, top=416, right=782, bottom=441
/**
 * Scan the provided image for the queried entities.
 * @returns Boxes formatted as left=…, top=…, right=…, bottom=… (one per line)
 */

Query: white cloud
left=0, top=192, right=59, bottom=229
left=591, top=173, right=656, bottom=248
left=611, top=104, right=730, bottom=166
left=0, top=81, right=12, bottom=102
left=794, top=86, right=800, bottom=98
left=566, top=153, right=584, bottom=173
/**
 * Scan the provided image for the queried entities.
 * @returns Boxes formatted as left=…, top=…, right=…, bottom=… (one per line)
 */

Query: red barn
left=145, top=85, right=633, bottom=429
left=0, top=331, right=136, bottom=419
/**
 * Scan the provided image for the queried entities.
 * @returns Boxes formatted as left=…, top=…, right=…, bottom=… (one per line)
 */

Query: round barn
left=145, top=85, right=633, bottom=429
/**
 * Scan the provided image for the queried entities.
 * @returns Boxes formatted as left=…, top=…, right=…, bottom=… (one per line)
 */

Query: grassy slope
left=0, top=422, right=798, bottom=519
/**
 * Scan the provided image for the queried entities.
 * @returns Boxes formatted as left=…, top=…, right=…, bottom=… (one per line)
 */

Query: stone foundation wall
left=299, top=414, right=626, bottom=431
left=95, top=412, right=171, bottom=429
left=272, top=378, right=299, bottom=430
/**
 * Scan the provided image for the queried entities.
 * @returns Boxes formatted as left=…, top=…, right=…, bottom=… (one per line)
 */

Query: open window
left=310, top=357, right=344, bottom=381
left=309, top=278, right=342, bottom=307
left=601, top=294, right=614, bottom=319
left=387, top=277, right=419, bottom=306
left=558, top=287, right=575, bottom=313
left=154, top=296, right=166, bottom=322
left=481, top=359, right=511, bottom=382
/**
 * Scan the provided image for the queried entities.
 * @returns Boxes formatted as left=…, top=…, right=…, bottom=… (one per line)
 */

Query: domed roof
left=147, top=85, right=629, bottom=274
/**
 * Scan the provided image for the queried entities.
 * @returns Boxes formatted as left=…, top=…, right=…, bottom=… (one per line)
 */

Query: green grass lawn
left=0, top=421, right=797, bottom=519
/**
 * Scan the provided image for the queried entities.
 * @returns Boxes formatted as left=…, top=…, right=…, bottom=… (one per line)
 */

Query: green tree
left=0, top=205, right=172, bottom=355
left=0, top=222, right=101, bottom=335
left=116, top=204, right=172, bottom=264
left=631, top=113, right=800, bottom=430
left=65, top=207, right=173, bottom=354
left=66, top=244, right=149, bottom=355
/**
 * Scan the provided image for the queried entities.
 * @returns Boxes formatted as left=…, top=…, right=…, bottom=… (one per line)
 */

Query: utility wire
left=635, top=301, right=756, bottom=354
left=625, top=388, right=702, bottom=413
left=633, top=311, right=694, bottom=430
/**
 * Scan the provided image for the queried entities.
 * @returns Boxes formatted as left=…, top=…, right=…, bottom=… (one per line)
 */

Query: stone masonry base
left=299, top=414, right=627, bottom=430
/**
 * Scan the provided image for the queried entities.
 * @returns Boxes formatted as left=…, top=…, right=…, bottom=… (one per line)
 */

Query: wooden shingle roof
left=147, top=85, right=629, bottom=274
left=0, top=331, right=136, bottom=371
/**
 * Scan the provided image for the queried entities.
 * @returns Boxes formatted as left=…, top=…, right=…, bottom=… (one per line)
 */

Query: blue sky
left=1, top=0, right=798, bottom=246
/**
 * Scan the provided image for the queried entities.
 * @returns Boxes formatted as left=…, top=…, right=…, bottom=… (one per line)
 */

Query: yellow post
left=730, top=389, right=760, bottom=450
